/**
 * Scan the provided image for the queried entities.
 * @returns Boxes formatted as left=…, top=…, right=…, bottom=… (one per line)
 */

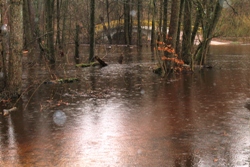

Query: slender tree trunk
left=129, top=0, right=133, bottom=44
left=176, top=0, right=184, bottom=55
left=89, top=0, right=95, bottom=62
left=124, top=0, right=130, bottom=45
left=0, top=0, right=8, bottom=86
left=45, top=0, right=55, bottom=63
left=147, top=2, right=150, bottom=44
left=75, top=24, right=79, bottom=63
left=191, top=7, right=202, bottom=45
left=61, top=0, right=68, bottom=48
left=151, top=0, right=156, bottom=47
left=163, top=0, right=181, bottom=72
left=106, top=0, right=111, bottom=31
left=8, top=0, right=23, bottom=95
left=181, top=0, right=192, bottom=64
left=23, top=0, right=33, bottom=50
left=137, top=0, right=142, bottom=46
left=34, top=0, right=42, bottom=54
left=104, top=0, right=112, bottom=44
left=162, top=0, right=168, bottom=43
left=157, top=0, right=163, bottom=43
left=167, top=0, right=181, bottom=50
left=56, top=0, right=61, bottom=49
left=159, top=0, right=163, bottom=33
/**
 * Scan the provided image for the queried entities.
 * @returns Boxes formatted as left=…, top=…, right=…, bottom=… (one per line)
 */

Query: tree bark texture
left=162, top=0, right=168, bottom=43
left=23, top=0, right=33, bottom=50
left=56, top=0, right=61, bottom=49
left=124, top=0, right=130, bottom=45
left=181, top=0, right=192, bottom=64
left=89, top=0, right=95, bottom=62
left=150, top=0, right=156, bottom=47
left=195, top=0, right=223, bottom=64
left=176, top=0, right=184, bottom=55
left=45, top=0, right=55, bottom=63
left=137, top=0, right=142, bottom=46
left=167, top=0, right=180, bottom=50
left=75, top=24, right=79, bottom=62
left=8, top=0, right=23, bottom=95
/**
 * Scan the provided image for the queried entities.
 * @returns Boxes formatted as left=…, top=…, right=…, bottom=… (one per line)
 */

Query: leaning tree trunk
left=7, top=0, right=23, bottom=95
left=89, top=0, right=95, bottom=62
left=195, top=0, right=223, bottom=65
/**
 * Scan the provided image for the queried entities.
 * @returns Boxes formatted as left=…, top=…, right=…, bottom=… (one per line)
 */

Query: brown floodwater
left=1, top=44, right=250, bottom=166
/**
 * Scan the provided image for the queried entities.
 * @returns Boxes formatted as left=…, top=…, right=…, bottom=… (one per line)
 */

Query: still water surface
left=1, top=44, right=250, bottom=166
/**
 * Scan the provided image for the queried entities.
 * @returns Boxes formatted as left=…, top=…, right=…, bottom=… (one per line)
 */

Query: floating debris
left=2, top=107, right=17, bottom=116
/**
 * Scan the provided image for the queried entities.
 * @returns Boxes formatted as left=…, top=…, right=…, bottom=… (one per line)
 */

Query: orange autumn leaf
left=157, top=41, right=165, bottom=45
left=23, top=50, right=28, bottom=54
left=157, top=47, right=164, bottom=51
left=161, top=56, right=168, bottom=60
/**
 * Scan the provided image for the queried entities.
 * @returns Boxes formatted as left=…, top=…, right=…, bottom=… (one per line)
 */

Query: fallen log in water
left=94, top=56, right=108, bottom=67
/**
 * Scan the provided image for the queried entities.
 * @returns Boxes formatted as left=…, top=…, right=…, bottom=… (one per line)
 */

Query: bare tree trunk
left=137, top=0, right=142, bottom=46
left=176, top=0, right=184, bottom=55
left=106, top=0, right=110, bottom=31
left=124, top=0, right=130, bottom=45
left=195, top=0, right=223, bottom=65
left=181, top=0, right=192, bottom=64
left=8, top=0, right=23, bottom=95
left=23, top=0, right=33, bottom=50
left=75, top=24, right=79, bottom=63
left=33, top=0, right=43, bottom=55
left=163, top=0, right=181, bottom=72
left=89, top=0, right=95, bottom=62
left=162, top=0, right=168, bottom=43
left=191, top=6, right=202, bottom=45
left=167, top=0, right=180, bottom=50
left=157, top=0, right=163, bottom=43
left=56, top=0, right=61, bottom=49
left=61, top=0, right=68, bottom=48
left=0, top=0, right=8, bottom=87
left=150, top=0, right=156, bottom=47
left=45, top=0, right=55, bottom=63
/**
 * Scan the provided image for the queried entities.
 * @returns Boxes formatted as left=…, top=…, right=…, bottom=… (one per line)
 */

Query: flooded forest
left=1, top=0, right=250, bottom=166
